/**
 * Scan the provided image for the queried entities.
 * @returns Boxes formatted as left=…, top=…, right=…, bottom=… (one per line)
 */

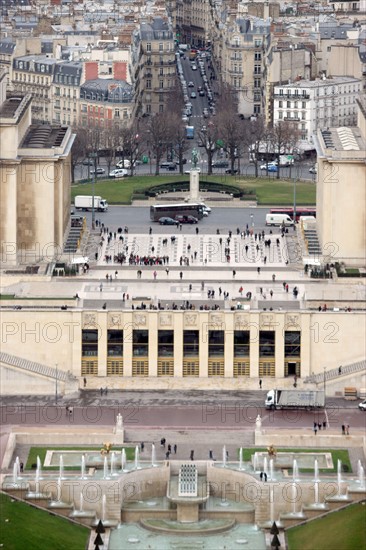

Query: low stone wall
left=255, top=430, right=366, bottom=452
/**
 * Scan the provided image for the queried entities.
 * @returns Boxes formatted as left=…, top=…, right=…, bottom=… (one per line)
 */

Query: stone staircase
left=0, top=351, right=68, bottom=381
left=303, top=359, right=366, bottom=385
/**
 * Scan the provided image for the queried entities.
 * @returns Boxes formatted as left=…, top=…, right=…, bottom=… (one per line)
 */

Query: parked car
left=82, top=158, right=94, bottom=166
left=160, top=161, right=177, bottom=170
left=175, top=215, right=198, bottom=224
left=191, top=64, right=197, bottom=70
left=159, top=217, right=177, bottom=225
left=90, top=167, right=105, bottom=175
left=175, top=158, right=187, bottom=165
left=116, top=159, right=131, bottom=169
left=225, top=169, right=238, bottom=175
left=212, top=160, right=229, bottom=168
left=358, top=399, right=366, bottom=411
left=188, top=81, right=194, bottom=87
left=266, top=164, right=278, bottom=172
left=309, top=165, right=317, bottom=174
left=109, top=168, right=129, bottom=178
left=199, top=90, right=205, bottom=97
left=190, top=91, right=197, bottom=99
left=260, top=162, right=277, bottom=170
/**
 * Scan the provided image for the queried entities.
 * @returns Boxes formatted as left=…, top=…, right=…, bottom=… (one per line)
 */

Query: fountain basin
left=141, top=517, right=236, bottom=535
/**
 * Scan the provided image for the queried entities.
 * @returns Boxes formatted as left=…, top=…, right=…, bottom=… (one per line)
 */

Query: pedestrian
left=99, top=283, right=103, bottom=292
left=272, top=274, right=276, bottom=281
left=201, top=281, right=205, bottom=290
left=69, top=406, right=73, bottom=415
left=257, top=267, right=261, bottom=274
left=174, top=444, right=177, bottom=454
left=100, top=387, right=103, bottom=395
left=346, top=424, right=350, bottom=435
left=83, top=377, right=87, bottom=388
left=149, top=227, right=152, bottom=234
left=168, top=444, right=172, bottom=453
left=209, top=450, right=214, bottom=460
left=165, top=451, right=170, bottom=460
left=233, top=270, right=236, bottom=278
left=195, top=227, right=199, bottom=234
left=153, top=270, right=157, bottom=280
left=260, top=471, right=263, bottom=481
left=20, top=461, right=24, bottom=473
left=323, top=421, right=326, bottom=429
left=189, top=284, right=192, bottom=291
left=141, top=442, right=145, bottom=452
left=338, top=366, right=342, bottom=375
left=180, top=271, right=183, bottom=279
left=166, top=268, right=169, bottom=276
left=115, top=270, right=118, bottom=279
left=314, top=426, right=317, bottom=435
left=66, top=405, right=70, bottom=414
left=270, top=290, right=273, bottom=298
left=341, top=424, right=345, bottom=435
left=264, top=473, right=267, bottom=482
left=318, top=423, right=322, bottom=431
left=190, top=450, right=194, bottom=461
left=179, top=224, right=182, bottom=231
left=259, top=379, right=262, bottom=389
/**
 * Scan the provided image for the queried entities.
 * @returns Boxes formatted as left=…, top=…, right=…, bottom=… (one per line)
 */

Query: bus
left=150, top=203, right=205, bottom=221
left=270, top=207, right=316, bottom=222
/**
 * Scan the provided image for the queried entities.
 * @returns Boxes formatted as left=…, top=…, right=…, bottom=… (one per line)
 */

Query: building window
left=159, top=43, right=163, bottom=52
left=287, top=101, right=291, bottom=108
left=254, top=65, right=261, bottom=75
left=82, top=329, right=98, bottom=357
left=159, top=104, right=164, bottom=113
left=107, top=329, right=123, bottom=357
left=234, top=331, right=250, bottom=357
left=254, top=52, right=261, bottom=61
left=158, top=330, right=174, bottom=357
left=146, top=43, right=151, bottom=52
left=183, top=331, right=199, bottom=356
left=133, top=330, right=148, bottom=357
left=302, top=112, right=306, bottom=120
left=208, top=331, right=224, bottom=357
left=278, top=111, right=283, bottom=119
left=259, top=331, right=275, bottom=357
left=159, top=67, right=163, bottom=76
left=146, top=104, right=151, bottom=114
left=254, top=79, right=261, bottom=89
left=302, top=101, right=306, bottom=108
left=279, top=100, right=283, bottom=108
left=146, top=79, right=151, bottom=89
left=254, top=105, right=261, bottom=114
left=115, top=109, right=120, bottom=118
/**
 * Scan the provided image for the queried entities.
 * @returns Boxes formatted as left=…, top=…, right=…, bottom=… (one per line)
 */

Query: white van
left=116, top=159, right=131, bottom=169
left=265, top=213, right=294, bottom=226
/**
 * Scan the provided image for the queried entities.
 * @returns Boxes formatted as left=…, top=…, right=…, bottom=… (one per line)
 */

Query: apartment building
left=132, top=17, right=176, bottom=116
left=12, top=55, right=57, bottom=122
left=218, top=18, right=270, bottom=117
left=79, top=78, right=134, bottom=128
left=273, top=76, right=362, bottom=142
left=52, top=61, right=83, bottom=126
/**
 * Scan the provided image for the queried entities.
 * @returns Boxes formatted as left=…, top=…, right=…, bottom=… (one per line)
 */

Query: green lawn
left=26, top=446, right=135, bottom=471
left=71, top=174, right=316, bottom=206
left=287, top=503, right=366, bottom=550
left=0, top=492, right=89, bottom=550
left=238, top=448, right=352, bottom=473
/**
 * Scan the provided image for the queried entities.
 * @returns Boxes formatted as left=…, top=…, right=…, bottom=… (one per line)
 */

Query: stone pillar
left=190, top=170, right=200, bottom=201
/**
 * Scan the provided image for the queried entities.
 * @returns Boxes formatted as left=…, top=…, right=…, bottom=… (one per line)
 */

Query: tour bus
left=150, top=203, right=204, bottom=222
left=270, top=207, right=316, bottom=222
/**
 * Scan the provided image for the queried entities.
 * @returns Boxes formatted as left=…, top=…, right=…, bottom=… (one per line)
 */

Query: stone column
left=190, top=170, right=200, bottom=201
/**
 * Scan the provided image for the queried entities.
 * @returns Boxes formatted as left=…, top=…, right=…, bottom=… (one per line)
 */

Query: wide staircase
left=63, top=216, right=86, bottom=254
left=0, top=351, right=68, bottom=381
left=303, top=359, right=366, bottom=385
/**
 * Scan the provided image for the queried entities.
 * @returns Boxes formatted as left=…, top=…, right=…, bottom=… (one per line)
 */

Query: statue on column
left=255, top=414, right=262, bottom=431
left=191, top=148, right=199, bottom=169
left=116, top=413, right=123, bottom=431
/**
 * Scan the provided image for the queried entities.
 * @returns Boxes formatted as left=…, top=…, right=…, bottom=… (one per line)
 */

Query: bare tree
left=168, top=113, right=191, bottom=174
left=70, top=127, right=87, bottom=183
left=141, top=113, right=172, bottom=175
left=216, top=91, right=246, bottom=173
left=271, top=121, right=298, bottom=179
left=245, top=117, right=271, bottom=178
left=196, top=119, right=220, bottom=175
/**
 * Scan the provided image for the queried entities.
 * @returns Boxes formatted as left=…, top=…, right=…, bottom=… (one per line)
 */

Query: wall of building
left=0, top=308, right=364, bottom=393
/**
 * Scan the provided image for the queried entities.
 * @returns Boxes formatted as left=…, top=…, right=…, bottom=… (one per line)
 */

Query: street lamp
left=323, top=366, right=326, bottom=395
left=89, top=152, right=98, bottom=230
left=55, top=363, right=58, bottom=405
left=250, top=213, right=254, bottom=228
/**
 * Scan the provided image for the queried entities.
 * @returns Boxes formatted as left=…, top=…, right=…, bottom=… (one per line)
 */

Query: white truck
left=74, top=195, right=108, bottom=212
left=265, top=389, right=325, bottom=410
left=265, top=213, right=294, bottom=226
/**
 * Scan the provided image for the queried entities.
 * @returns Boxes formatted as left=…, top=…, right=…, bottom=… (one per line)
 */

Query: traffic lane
left=1, top=405, right=364, bottom=429
left=79, top=206, right=269, bottom=232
